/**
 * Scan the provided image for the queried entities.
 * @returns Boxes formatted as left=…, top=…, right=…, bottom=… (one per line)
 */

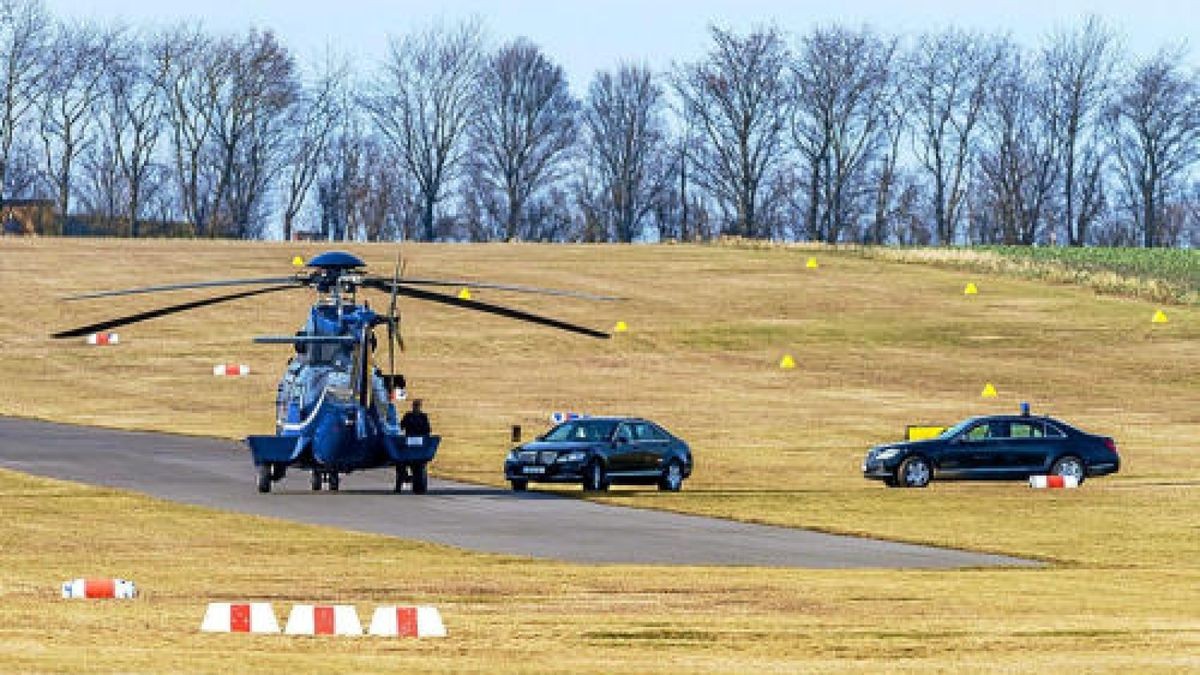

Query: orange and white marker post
left=284, top=605, right=363, bottom=636
left=85, top=333, right=119, bottom=346
left=200, top=602, right=280, bottom=633
left=212, top=364, right=250, bottom=377
left=368, top=606, right=446, bottom=637
left=61, top=578, right=136, bottom=599
left=1029, top=475, right=1079, bottom=489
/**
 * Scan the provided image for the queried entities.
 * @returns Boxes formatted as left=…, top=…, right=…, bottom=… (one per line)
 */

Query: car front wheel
left=256, top=464, right=272, bottom=493
left=658, top=460, right=684, bottom=492
left=510, top=479, right=528, bottom=492
left=583, top=461, right=609, bottom=492
left=897, top=456, right=931, bottom=488
left=1050, top=455, right=1086, bottom=485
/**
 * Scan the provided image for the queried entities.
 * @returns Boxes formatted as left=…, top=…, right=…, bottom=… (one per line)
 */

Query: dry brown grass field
left=0, top=238, right=1197, bottom=672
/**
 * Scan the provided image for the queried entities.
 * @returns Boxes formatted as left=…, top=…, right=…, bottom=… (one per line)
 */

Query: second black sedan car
left=863, top=414, right=1120, bottom=488
left=504, top=417, right=693, bottom=492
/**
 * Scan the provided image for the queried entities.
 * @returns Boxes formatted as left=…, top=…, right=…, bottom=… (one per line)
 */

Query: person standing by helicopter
left=400, top=399, right=432, bottom=437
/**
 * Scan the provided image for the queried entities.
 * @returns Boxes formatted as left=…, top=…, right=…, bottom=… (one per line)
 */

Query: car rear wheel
left=327, top=472, right=339, bottom=492
left=310, top=470, right=322, bottom=491
left=583, top=461, right=609, bottom=492
left=1050, top=455, right=1086, bottom=485
left=510, top=479, right=528, bottom=492
left=897, top=456, right=931, bottom=488
left=658, top=460, right=684, bottom=491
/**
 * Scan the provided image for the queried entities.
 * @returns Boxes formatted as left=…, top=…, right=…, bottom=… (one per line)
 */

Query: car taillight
left=1104, top=437, right=1118, bottom=454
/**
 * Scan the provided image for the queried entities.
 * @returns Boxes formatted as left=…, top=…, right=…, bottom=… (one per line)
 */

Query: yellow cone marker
left=291, top=256, right=304, bottom=267
left=613, top=321, right=628, bottom=333
left=964, top=282, right=978, bottom=295
left=458, top=288, right=472, bottom=300
left=806, top=257, right=819, bottom=269
left=779, top=354, right=796, bottom=370
left=1152, top=309, right=1169, bottom=324
left=981, top=383, right=998, bottom=398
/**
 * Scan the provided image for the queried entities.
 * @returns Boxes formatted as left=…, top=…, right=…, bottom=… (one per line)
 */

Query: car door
left=608, top=423, right=640, bottom=472
left=632, top=422, right=669, bottom=472
left=1003, top=417, right=1051, bottom=470
left=945, top=421, right=1008, bottom=477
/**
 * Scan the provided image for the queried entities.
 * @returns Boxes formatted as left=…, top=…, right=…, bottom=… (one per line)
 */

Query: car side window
left=1044, top=422, right=1066, bottom=438
left=646, top=424, right=670, bottom=441
left=1010, top=422, right=1043, bottom=439
left=963, top=424, right=990, bottom=441
left=614, top=424, right=633, bottom=442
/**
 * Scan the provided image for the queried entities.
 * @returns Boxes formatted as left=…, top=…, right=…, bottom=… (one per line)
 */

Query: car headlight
left=874, top=447, right=902, bottom=461
left=505, top=450, right=518, bottom=462
left=558, top=451, right=588, bottom=463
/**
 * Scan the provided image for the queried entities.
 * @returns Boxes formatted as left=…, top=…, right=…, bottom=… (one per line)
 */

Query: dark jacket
left=400, top=411, right=431, bottom=437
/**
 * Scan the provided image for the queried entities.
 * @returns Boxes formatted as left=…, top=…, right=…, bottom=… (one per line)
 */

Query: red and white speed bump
left=61, top=578, right=136, bottom=599
left=284, top=604, right=363, bottom=636
left=85, top=333, right=119, bottom=346
left=212, top=364, right=250, bottom=377
left=200, top=602, right=280, bottom=633
left=1029, top=475, right=1080, bottom=489
left=368, top=606, right=446, bottom=638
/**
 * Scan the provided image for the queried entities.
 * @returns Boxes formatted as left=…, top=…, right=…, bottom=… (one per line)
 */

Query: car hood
left=868, top=438, right=944, bottom=453
left=518, top=440, right=603, bottom=452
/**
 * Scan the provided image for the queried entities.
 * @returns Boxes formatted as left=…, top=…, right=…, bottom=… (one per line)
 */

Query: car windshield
left=542, top=420, right=618, bottom=442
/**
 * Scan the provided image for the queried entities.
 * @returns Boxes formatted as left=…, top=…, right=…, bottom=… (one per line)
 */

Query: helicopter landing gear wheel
left=310, top=470, right=322, bottom=491
left=256, top=464, right=271, bottom=493
left=393, top=465, right=408, bottom=493
left=327, top=472, right=340, bottom=492
left=411, top=463, right=428, bottom=495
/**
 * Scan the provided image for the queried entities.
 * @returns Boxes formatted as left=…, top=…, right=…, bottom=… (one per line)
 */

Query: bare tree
left=363, top=21, right=483, bottom=241
left=976, top=51, right=1059, bottom=245
left=0, top=0, right=48, bottom=205
left=105, top=30, right=167, bottom=237
left=155, top=26, right=216, bottom=234
left=280, top=54, right=344, bottom=241
left=468, top=39, right=578, bottom=241
left=1043, top=16, right=1119, bottom=246
left=790, top=25, right=897, bottom=242
left=213, top=30, right=299, bottom=239
left=38, top=21, right=116, bottom=232
left=582, top=63, right=669, bottom=242
left=675, top=26, right=790, bottom=238
left=1107, top=48, right=1200, bottom=247
left=908, top=29, right=1006, bottom=243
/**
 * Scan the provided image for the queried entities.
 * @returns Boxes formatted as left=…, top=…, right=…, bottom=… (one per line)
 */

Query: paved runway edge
left=0, top=417, right=1038, bottom=569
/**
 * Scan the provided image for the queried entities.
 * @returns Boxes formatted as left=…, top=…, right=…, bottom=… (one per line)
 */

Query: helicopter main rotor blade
left=52, top=285, right=299, bottom=339
left=364, top=279, right=610, bottom=340
left=367, top=275, right=620, bottom=302
left=65, top=276, right=305, bottom=301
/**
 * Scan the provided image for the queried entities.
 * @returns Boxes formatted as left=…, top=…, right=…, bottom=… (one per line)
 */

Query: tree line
left=3, top=0, right=1199, bottom=246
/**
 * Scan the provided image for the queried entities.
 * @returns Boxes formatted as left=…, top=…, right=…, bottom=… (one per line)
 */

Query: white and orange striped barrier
left=368, top=606, right=446, bottom=638
left=61, top=578, right=136, bottom=599
left=212, top=364, right=250, bottom=377
left=85, top=333, right=119, bottom=346
left=200, top=602, right=280, bottom=633
left=284, top=604, right=363, bottom=636
left=1029, top=475, right=1079, bottom=489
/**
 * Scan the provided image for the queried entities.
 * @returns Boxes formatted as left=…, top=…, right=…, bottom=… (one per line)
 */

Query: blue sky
left=45, top=0, right=1198, bottom=91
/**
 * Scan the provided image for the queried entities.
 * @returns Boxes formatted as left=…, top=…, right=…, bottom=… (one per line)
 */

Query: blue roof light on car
left=1020, top=401, right=1031, bottom=416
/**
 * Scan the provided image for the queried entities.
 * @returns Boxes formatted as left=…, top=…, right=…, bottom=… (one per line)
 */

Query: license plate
left=406, top=436, right=424, bottom=447
left=522, top=466, right=546, bottom=475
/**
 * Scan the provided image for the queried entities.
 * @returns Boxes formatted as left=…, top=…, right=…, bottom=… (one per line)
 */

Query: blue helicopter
left=53, top=251, right=613, bottom=494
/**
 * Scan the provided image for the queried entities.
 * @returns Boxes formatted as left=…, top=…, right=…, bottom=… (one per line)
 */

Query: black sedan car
left=504, top=417, right=693, bottom=492
left=863, top=414, right=1120, bottom=488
